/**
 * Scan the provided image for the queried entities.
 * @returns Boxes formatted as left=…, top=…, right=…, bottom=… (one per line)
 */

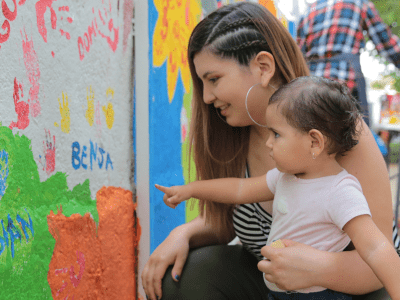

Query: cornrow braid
left=224, top=40, right=267, bottom=52
left=207, top=18, right=255, bottom=44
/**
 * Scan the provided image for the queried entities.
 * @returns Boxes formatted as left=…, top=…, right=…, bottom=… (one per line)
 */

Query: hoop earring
left=215, top=106, right=229, bottom=124
left=312, top=153, right=316, bottom=160
left=245, top=83, right=277, bottom=127
left=269, top=84, right=277, bottom=92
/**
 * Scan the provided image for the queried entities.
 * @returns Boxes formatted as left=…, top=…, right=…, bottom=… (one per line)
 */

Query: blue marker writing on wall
left=72, top=140, right=113, bottom=170
left=0, top=150, right=9, bottom=200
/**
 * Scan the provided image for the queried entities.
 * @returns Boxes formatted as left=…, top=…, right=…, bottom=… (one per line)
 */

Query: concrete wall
left=136, top=0, right=298, bottom=298
left=0, top=0, right=138, bottom=299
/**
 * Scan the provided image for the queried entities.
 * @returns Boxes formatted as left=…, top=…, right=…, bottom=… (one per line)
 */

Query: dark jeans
left=268, top=290, right=351, bottom=300
left=161, top=245, right=390, bottom=300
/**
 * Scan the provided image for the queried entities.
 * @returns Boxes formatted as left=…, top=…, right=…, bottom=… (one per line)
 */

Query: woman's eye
left=274, top=132, right=280, bottom=138
left=209, top=77, right=219, bottom=83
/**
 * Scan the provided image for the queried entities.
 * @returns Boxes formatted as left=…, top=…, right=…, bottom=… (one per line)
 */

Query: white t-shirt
left=264, top=168, right=371, bottom=293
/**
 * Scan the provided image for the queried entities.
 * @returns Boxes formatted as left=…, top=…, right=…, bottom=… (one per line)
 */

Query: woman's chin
left=225, top=117, right=254, bottom=127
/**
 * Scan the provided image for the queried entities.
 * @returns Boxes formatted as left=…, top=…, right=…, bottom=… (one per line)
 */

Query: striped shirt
left=296, top=0, right=400, bottom=92
left=232, top=166, right=400, bottom=260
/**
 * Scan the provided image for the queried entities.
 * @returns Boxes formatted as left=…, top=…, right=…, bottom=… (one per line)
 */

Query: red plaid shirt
left=297, top=0, right=400, bottom=92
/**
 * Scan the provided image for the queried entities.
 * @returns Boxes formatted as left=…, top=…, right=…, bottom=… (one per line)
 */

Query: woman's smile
left=219, top=104, right=230, bottom=116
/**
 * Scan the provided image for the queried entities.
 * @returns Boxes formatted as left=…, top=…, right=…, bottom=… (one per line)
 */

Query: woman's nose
left=203, top=85, right=216, bottom=105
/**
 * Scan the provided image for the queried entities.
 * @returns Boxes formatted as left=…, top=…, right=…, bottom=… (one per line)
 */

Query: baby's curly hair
left=269, top=76, right=363, bottom=156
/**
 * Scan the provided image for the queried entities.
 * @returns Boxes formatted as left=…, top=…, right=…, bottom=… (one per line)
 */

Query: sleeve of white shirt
left=326, top=174, right=372, bottom=230
left=266, top=168, right=281, bottom=195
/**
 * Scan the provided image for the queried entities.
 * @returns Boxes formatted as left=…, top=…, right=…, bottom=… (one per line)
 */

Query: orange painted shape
left=258, top=0, right=277, bottom=16
left=47, top=188, right=141, bottom=299
left=47, top=206, right=105, bottom=299
left=97, top=186, right=141, bottom=299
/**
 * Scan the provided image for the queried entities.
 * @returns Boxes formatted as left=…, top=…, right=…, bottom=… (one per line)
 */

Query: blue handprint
left=0, top=150, right=9, bottom=200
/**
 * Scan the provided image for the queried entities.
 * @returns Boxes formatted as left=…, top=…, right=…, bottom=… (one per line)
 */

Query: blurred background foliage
left=369, top=0, right=400, bottom=92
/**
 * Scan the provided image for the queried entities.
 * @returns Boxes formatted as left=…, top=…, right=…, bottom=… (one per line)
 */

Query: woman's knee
left=161, top=246, right=240, bottom=300
left=161, top=245, right=269, bottom=300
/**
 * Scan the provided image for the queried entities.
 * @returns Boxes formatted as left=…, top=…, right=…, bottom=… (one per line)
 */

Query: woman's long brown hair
left=187, top=2, right=309, bottom=239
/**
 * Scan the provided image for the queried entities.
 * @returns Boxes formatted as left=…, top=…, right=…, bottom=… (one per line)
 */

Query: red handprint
left=95, top=0, right=119, bottom=52
left=35, top=0, right=73, bottom=43
left=22, top=29, right=41, bottom=117
left=35, top=0, right=57, bottom=43
left=42, top=129, right=56, bottom=175
left=9, top=77, right=29, bottom=130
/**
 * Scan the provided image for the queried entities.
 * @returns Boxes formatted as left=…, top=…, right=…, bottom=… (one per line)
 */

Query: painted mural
left=149, top=0, right=201, bottom=253
left=148, top=0, right=297, bottom=254
left=0, top=0, right=137, bottom=299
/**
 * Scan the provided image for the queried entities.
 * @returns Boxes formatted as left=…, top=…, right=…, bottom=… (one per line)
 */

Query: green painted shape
left=0, top=126, right=98, bottom=298
left=181, top=82, right=200, bottom=223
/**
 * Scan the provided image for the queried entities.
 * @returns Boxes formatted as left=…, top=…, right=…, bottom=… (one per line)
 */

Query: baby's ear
left=308, top=129, right=326, bottom=154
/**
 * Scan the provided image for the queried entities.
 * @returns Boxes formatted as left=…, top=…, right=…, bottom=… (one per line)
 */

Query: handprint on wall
left=21, top=29, right=41, bottom=117
left=85, top=86, right=95, bottom=126
left=102, top=103, right=114, bottom=129
left=58, top=92, right=70, bottom=134
left=9, top=77, right=29, bottom=130
left=35, top=0, right=74, bottom=43
left=35, top=0, right=57, bottom=43
left=103, top=87, right=115, bottom=129
left=39, top=129, right=56, bottom=175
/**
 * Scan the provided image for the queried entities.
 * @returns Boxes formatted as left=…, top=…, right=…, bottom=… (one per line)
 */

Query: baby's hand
left=155, top=184, right=192, bottom=209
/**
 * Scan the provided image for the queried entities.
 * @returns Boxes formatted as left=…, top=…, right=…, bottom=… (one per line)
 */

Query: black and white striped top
left=232, top=167, right=400, bottom=261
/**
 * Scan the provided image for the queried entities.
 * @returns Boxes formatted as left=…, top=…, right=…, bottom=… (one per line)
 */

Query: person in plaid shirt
left=297, top=0, right=400, bottom=125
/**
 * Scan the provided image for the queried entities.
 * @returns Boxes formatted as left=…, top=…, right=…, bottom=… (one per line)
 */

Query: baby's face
left=265, top=104, right=311, bottom=174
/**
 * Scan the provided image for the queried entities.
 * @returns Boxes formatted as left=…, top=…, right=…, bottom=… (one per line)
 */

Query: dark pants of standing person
left=161, top=245, right=390, bottom=300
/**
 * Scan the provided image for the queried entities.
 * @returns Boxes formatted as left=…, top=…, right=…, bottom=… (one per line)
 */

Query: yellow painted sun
left=153, top=0, right=202, bottom=102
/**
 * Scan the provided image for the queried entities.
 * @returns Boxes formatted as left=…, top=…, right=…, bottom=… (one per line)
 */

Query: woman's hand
left=257, top=239, right=324, bottom=291
left=141, top=229, right=190, bottom=300
left=155, top=183, right=192, bottom=209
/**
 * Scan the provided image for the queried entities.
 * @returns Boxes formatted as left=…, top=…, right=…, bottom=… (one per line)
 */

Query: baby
left=156, top=76, right=400, bottom=299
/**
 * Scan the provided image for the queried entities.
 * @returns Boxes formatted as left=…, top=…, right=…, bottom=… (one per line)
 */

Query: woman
left=141, top=3, right=398, bottom=300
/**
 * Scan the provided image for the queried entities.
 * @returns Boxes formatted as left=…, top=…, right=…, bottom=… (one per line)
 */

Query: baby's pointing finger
left=154, top=184, right=169, bottom=193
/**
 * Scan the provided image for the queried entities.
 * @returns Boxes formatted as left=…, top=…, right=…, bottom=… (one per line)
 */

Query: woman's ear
left=252, top=51, right=275, bottom=87
left=308, top=129, right=326, bottom=158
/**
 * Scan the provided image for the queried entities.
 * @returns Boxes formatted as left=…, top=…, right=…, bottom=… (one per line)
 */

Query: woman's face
left=193, top=50, right=269, bottom=127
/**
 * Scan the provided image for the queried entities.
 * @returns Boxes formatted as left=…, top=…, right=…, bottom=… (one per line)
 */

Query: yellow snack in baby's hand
left=263, top=239, right=286, bottom=262
left=270, top=239, right=285, bottom=248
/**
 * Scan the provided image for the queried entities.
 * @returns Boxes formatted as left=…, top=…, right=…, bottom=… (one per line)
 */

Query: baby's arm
left=343, top=215, right=400, bottom=299
left=155, top=175, right=274, bottom=208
